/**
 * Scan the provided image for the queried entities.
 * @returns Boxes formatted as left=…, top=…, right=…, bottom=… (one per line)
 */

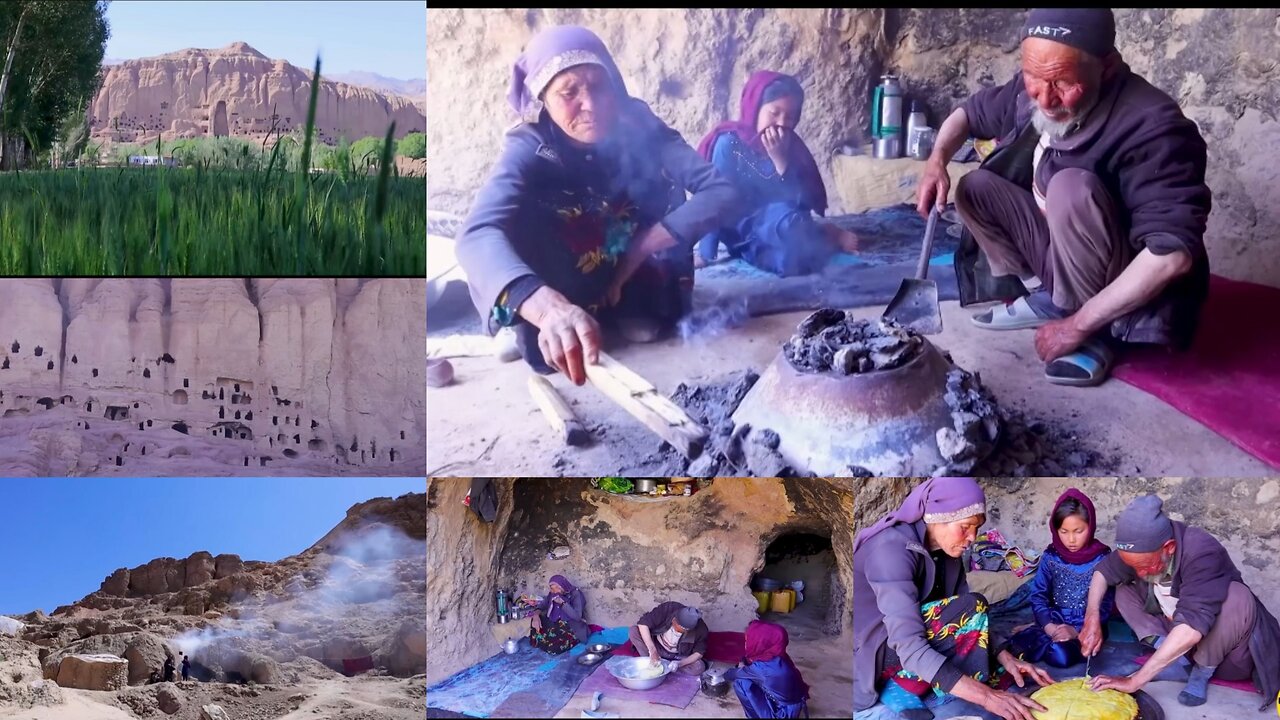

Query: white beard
left=1028, top=96, right=1099, bottom=140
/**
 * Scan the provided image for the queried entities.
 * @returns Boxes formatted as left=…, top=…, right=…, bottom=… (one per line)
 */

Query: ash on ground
left=624, top=367, right=1117, bottom=478
left=783, top=310, right=923, bottom=374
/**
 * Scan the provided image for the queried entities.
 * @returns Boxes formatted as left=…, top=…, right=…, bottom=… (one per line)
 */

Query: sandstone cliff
left=0, top=278, right=425, bottom=477
left=427, top=8, right=1280, bottom=287
left=14, top=492, right=426, bottom=694
left=91, top=42, right=426, bottom=147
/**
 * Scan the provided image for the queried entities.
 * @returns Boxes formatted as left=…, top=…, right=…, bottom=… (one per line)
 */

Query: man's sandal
left=1045, top=338, right=1115, bottom=387
left=970, top=295, right=1051, bottom=331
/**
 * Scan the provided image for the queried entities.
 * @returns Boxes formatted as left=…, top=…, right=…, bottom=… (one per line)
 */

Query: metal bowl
left=607, top=656, right=672, bottom=690
left=587, top=643, right=613, bottom=654
left=576, top=652, right=608, bottom=667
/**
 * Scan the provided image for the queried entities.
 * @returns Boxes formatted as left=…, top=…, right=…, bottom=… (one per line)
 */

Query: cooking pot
left=700, top=668, right=730, bottom=697
left=634, top=479, right=658, bottom=494
left=503, top=638, right=519, bottom=654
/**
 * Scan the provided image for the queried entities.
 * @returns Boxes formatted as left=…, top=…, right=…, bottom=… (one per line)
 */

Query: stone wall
left=427, top=8, right=1280, bottom=286
left=983, top=477, right=1280, bottom=604
left=855, top=477, right=1280, bottom=605
left=425, top=477, right=853, bottom=686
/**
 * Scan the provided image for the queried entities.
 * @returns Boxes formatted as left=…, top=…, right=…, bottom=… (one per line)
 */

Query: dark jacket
left=536, top=587, right=590, bottom=642
left=457, top=99, right=739, bottom=334
left=853, top=520, right=1007, bottom=711
left=637, top=601, right=709, bottom=658
left=1096, top=520, right=1280, bottom=710
left=955, top=62, right=1211, bottom=348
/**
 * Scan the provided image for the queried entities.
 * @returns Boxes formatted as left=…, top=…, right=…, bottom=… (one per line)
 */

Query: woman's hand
left=519, top=286, right=603, bottom=386
left=1044, top=623, right=1076, bottom=643
left=761, top=126, right=792, bottom=175
left=531, top=614, right=542, bottom=631
left=552, top=596, right=565, bottom=605
left=979, top=689, right=1049, bottom=720
left=998, top=650, right=1055, bottom=689
left=953, top=675, right=1047, bottom=720
left=606, top=224, right=677, bottom=306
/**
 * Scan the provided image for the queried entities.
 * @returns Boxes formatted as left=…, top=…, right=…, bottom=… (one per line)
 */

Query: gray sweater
left=853, top=520, right=1007, bottom=711
left=456, top=99, right=739, bottom=333
left=1095, top=520, right=1280, bottom=709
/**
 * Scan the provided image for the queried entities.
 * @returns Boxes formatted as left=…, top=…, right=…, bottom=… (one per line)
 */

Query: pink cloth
left=1113, top=275, right=1280, bottom=470
left=1134, top=654, right=1258, bottom=692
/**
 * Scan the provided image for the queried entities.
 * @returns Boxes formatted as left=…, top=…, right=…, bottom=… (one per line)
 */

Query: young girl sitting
left=1011, top=488, right=1115, bottom=667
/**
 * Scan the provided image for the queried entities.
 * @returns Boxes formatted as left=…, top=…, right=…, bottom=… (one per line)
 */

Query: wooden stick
left=527, top=375, right=589, bottom=446
left=585, top=352, right=708, bottom=459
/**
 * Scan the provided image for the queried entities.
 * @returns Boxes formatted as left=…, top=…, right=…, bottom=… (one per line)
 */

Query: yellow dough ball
left=1030, top=678, right=1139, bottom=720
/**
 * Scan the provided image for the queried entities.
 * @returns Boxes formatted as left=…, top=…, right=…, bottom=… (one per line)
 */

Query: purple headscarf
left=853, top=477, right=987, bottom=553
left=546, top=574, right=577, bottom=624
left=507, top=25, right=630, bottom=122
left=696, top=70, right=828, bottom=215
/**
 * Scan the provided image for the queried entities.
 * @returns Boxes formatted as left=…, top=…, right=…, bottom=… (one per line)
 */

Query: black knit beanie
left=1024, top=8, right=1116, bottom=59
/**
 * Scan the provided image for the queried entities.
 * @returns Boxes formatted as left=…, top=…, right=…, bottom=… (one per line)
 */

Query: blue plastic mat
left=699, top=204, right=961, bottom=280
left=426, top=628, right=627, bottom=718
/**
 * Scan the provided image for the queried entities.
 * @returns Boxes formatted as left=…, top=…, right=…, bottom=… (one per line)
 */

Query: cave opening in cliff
left=427, top=478, right=853, bottom=717
left=105, top=405, right=129, bottom=421
left=173, top=389, right=188, bottom=405
left=754, top=531, right=836, bottom=633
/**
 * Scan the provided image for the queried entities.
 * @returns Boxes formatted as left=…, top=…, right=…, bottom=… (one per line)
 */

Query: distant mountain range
left=101, top=57, right=423, bottom=100
left=328, top=71, right=425, bottom=100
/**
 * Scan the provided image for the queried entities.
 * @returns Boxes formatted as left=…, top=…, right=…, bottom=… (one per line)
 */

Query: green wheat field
left=0, top=58, right=425, bottom=276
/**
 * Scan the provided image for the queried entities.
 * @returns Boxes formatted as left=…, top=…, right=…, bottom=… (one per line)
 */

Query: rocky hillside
left=0, top=492, right=426, bottom=719
left=0, top=278, right=425, bottom=477
left=90, top=42, right=426, bottom=148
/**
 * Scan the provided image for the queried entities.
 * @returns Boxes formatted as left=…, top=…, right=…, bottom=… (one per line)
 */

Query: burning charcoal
left=687, top=453, right=718, bottom=478
left=833, top=346, right=859, bottom=374
left=936, top=427, right=977, bottom=463
left=756, top=428, right=781, bottom=450
left=744, top=439, right=788, bottom=477
left=795, top=308, right=845, bottom=338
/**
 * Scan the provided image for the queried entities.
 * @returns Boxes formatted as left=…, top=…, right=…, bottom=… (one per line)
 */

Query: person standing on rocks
left=630, top=602, right=709, bottom=675
left=917, top=8, right=1211, bottom=387
left=1079, top=494, right=1280, bottom=711
left=181, top=653, right=191, bottom=681
left=694, top=70, right=860, bottom=276
left=162, top=653, right=176, bottom=683
left=854, top=477, right=1054, bottom=720
left=456, top=24, right=740, bottom=385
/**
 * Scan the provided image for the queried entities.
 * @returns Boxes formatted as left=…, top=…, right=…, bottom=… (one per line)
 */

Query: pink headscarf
left=696, top=70, right=828, bottom=215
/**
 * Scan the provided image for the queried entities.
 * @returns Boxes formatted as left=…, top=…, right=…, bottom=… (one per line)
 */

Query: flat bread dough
left=1031, top=679, right=1139, bottom=720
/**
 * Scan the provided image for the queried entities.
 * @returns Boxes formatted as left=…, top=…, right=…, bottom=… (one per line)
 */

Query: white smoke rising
left=167, top=522, right=424, bottom=674
left=172, top=625, right=247, bottom=657
left=678, top=295, right=751, bottom=343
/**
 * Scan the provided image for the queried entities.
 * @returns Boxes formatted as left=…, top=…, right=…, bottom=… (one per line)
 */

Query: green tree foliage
left=0, top=0, right=109, bottom=169
left=396, top=132, right=425, bottom=159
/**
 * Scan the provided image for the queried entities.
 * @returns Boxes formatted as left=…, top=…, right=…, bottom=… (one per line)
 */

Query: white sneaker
left=493, top=327, right=521, bottom=363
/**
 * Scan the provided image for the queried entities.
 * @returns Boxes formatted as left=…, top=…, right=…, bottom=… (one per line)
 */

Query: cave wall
left=424, top=477, right=517, bottom=686
left=983, top=477, right=1280, bottom=604
left=428, top=8, right=1280, bottom=286
left=500, top=478, right=852, bottom=637
left=854, top=477, right=1280, bottom=607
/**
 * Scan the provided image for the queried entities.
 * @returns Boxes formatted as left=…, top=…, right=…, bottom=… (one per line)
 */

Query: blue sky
left=104, top=1, right=426, bottom=79
left=0, top=477, right=425, bottom=615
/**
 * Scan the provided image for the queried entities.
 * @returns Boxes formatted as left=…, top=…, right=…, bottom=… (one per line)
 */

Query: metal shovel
left=882, top=205, right=943, bottom=334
